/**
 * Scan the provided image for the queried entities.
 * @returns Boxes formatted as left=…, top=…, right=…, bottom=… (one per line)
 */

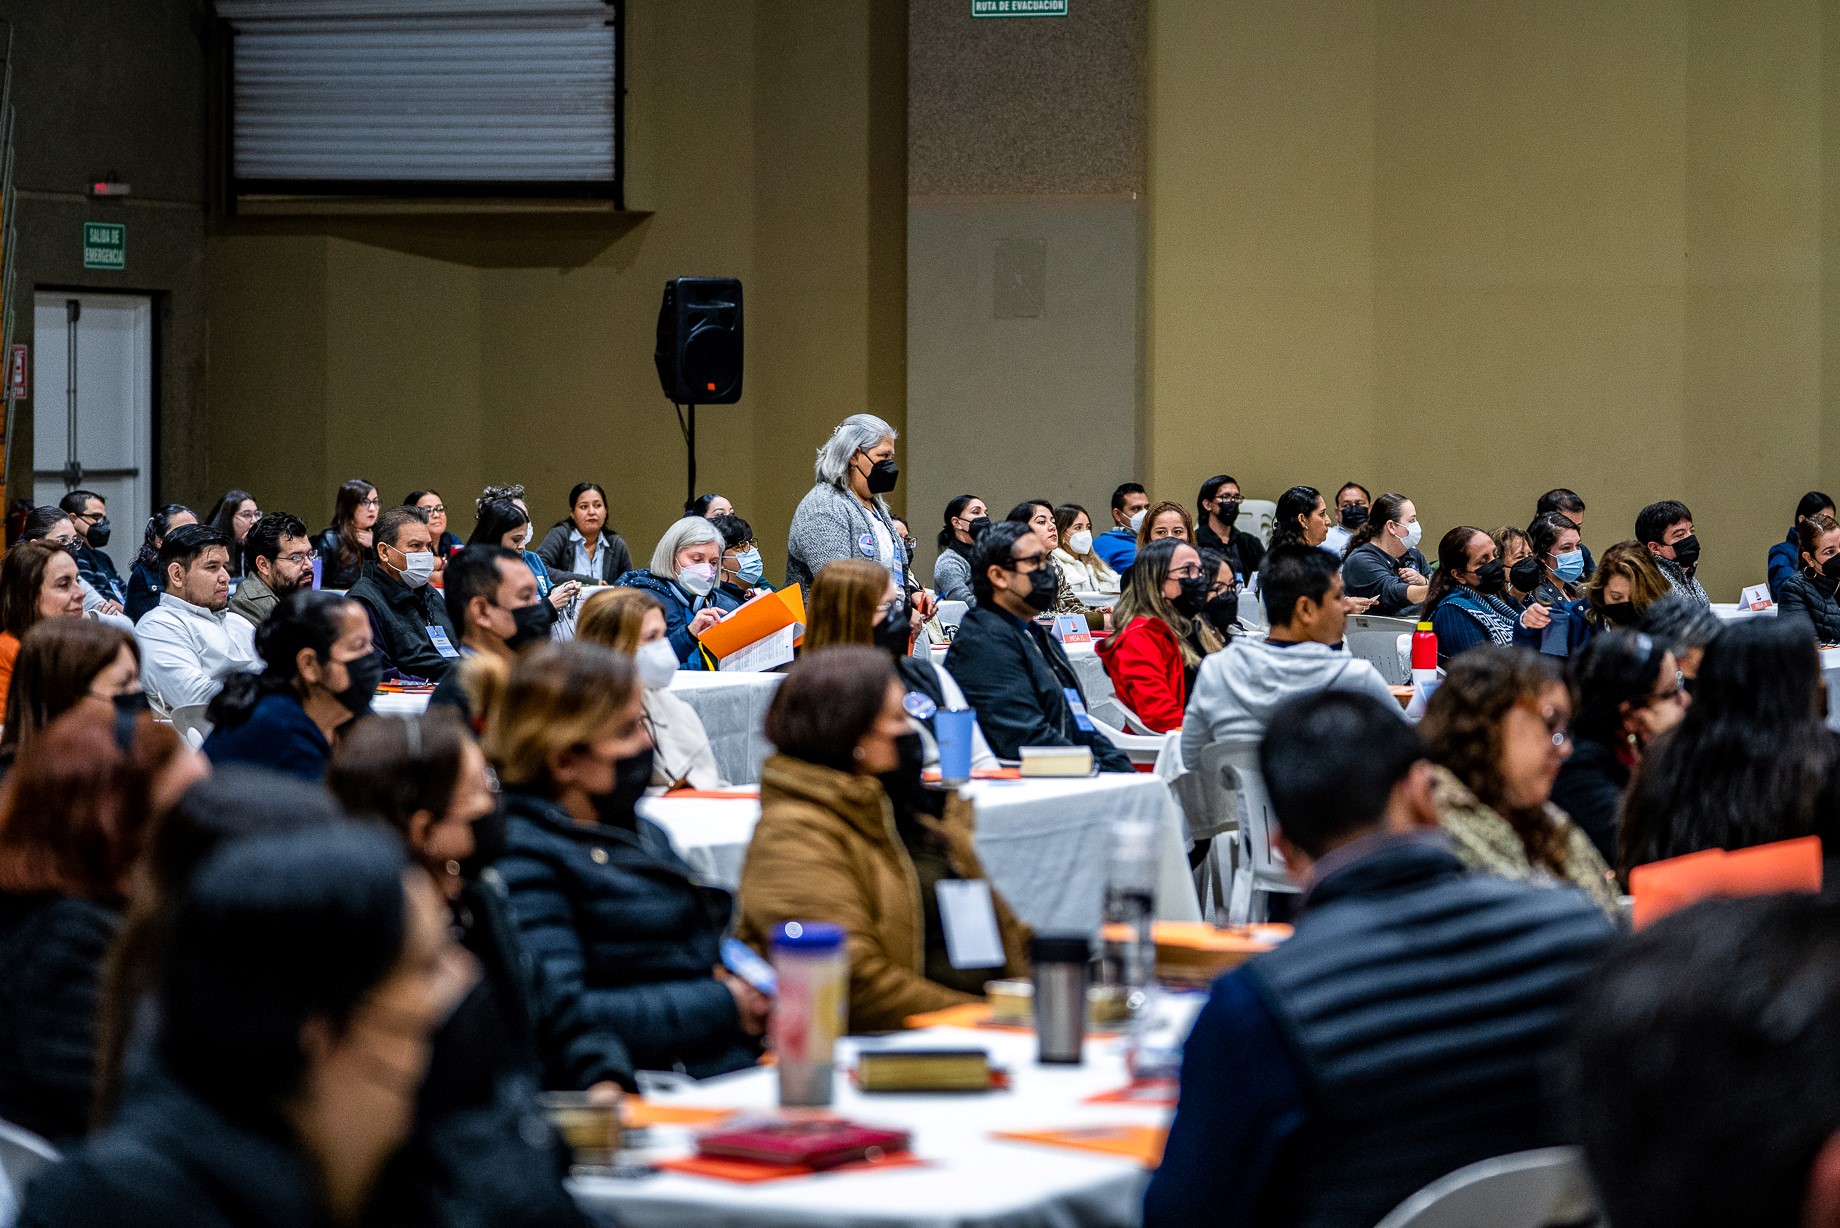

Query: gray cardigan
left=785, top=482, right=909, bottom=595
left=933, top=548, right=975, bottom=605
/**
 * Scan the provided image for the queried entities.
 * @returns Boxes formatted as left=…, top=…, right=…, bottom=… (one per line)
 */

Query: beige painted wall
left=204, top=0, right=904, bottom=576
left=1149, top=0, right=1840, bottom=599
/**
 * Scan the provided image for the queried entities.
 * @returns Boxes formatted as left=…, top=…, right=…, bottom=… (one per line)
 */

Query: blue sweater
left=201, top=692, right=332, bottom=781
left=1091, top=527, right=1138, bottom=572
left=1769, top=529, right=1801, bottom=601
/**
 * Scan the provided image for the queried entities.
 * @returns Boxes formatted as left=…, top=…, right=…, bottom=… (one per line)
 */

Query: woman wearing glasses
left=1419, top=646, right=1620, bottom=916
left=314, top=478, right=379, bottom=590
left=406, top=489, right=464, bottom=559
left=1096, top=537, right=1223, bottom=732
left=205, top=490, right=261, bottom=579
left=1551, top=630, right=1687, bottom=866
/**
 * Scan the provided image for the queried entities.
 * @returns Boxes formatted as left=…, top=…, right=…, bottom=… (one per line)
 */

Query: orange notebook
left=993, top=1125, right=1168, bottom=1167
left=696, top=587, right=807, bottom=664
left=1629, top=836, right=1823, bottom=929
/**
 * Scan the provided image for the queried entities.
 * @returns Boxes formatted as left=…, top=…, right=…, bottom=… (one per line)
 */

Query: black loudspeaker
left=654, top=277, right=743, bottom=404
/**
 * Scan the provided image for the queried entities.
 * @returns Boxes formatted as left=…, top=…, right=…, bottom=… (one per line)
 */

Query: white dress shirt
left=136, top=592, right=259, bottom=714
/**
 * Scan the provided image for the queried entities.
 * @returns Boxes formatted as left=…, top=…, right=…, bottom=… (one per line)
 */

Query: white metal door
left=32, top=292, right=153, bottom=575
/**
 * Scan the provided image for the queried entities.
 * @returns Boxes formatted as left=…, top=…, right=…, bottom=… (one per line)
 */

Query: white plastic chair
left=0, top=1119, right=58, bottom=1228
left=1235, top=499, right=1277, bottom=545
left=1375, top=1147, right=1600, bottom=1228
left=168, top=703, right=214, bottom=749
left=1170, top=740, right=1245, bottom=922
left=1343, top=614, right=1420, bottom=686
left=1208, top=737, right=1301, bottom=923
left=1088, top=711, right=1168, bottom=770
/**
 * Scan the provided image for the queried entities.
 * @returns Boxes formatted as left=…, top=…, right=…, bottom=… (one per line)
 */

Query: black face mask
left=965, top=516, right=992, bottom=541
left=332, top=652, right=384, bottom=717
left=1215, top=500, right=1242, bottom=527
left=506, top=599, right=555, bottom=651
left=862, top=456, right=900, bottom=495
left=112, top=690, right=151, bottom=716
left=1599, top=600, right=1637, bottom=627
left=1172, top=574, right=1210, bottom=617
left=1474, top=559, right=1507, bottom=595
left=1339, top=504, right=1367, bottom=531
left=1204, top=591, right=1240, bottom=634
left=86, top=518, right=112, bottom=549
left=1510, top=558, right=1543, bottom=594
left=1671, top=534, right=1702, bottom=572
left=592, top=746, right=656, bottom=829
left=1821, top=555, right=1840, bottom=582
left=873, top=603, right=913, bottom=659
left=1017, top=562, right=1060, bottom=612
left=458, top=804, right=507, bottom=879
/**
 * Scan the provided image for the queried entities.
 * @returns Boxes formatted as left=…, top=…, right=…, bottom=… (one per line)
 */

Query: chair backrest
left=1209, top=736, right=1289, bottom=881
left=935, top=599, right=969, bottom=629
left=169, top=703, right=214, bottom=749
left=1236, top=499, right=1277, bottom=545
left=1088, top=712, right=1167, bottom=769
left=1344, top=614, right=1420, bottom=686
left=1375, top=1147, right=1600, bottom=1228
left=0, top=1118, right=58, bottom=1225
left=1173, top=739, right=1242, bottom=841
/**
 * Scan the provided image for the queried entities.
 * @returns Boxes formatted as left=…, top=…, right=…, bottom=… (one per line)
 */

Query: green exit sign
left=83, top=222, right=125, bottom=271
left=972, top=0, right=1068, bottom=16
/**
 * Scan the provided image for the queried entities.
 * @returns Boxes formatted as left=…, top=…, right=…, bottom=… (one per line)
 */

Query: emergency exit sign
left=82, top=222, right=125, bottom=270
left=972, top=0, right=1068, bottom=15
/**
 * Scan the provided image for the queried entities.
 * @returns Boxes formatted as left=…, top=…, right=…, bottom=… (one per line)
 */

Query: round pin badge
left=903, top=692, right=938, bottom=720
left=858, top=532, right=877, bottom=557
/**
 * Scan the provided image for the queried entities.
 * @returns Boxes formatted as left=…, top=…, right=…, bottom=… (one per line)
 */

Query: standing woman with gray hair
left=613, top=516, right=740, bottom=670
left=786, top=414, right=925, bottom=613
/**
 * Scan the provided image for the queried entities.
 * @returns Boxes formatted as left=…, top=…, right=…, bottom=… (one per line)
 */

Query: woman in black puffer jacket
left=1776, top=513, right=1840, bottom=644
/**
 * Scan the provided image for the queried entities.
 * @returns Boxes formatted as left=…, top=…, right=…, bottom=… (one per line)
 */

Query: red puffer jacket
left=1095, top=616, right=1187, bottom=732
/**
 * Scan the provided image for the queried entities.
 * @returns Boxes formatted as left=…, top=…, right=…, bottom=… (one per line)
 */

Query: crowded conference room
left=0, top=2, right=1835, bottom=1226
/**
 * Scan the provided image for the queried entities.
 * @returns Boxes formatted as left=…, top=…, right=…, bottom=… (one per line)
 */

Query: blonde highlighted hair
left=577, top=586, right=665, bottom=654
left=482, top=641, right=638, bottom=789
left=803, top=558, right=890, bottom=652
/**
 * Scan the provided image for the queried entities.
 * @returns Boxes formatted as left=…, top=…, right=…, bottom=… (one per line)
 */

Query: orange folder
left=993, top=1125, right=1168, bottom=1167
left=1629, top=836, right=1823, bottom=930
left=695, top=586, right=807, bottom=662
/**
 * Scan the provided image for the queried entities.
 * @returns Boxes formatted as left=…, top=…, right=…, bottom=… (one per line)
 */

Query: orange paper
left=1084, top=1079, right=1179, bottom=1107
left=993, top=1125, right=1168, bottom=1167
left=903, top=1002, right=1011, bottom=1031
left=1629, top=836, right=1823, bottom=929
left=696, top=587, right=807, bottom=661
left=921, top=767, right=1022, bottom=782
left=1100, top=920, right=1291, bottom=953
left=622, top=1099, right=739, bottom=1128
left=656, top=1151, right=926, bottom=1184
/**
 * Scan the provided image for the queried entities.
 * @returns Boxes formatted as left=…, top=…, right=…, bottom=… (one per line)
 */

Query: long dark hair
left=327, top=709, right=473, bottom=877
left=937, top=494, right=982, bottom=558
left=1620, top=617, right=1839, bottom=875
left=206, top=490, right=256, bottom=578
left=1571, top=629, right=1670, bottom=747
left=468, top=497, right=531, bottom=549
left=327, top=479, right=377, bottom=576
left=1268, top=486, right=1322, bottom=551
left=206, top=591, right=355, bottom=731
left=136, top=504, right=194, bottom=572
left=1345, top=492, right=1410, bottom=559
left=1424, top=526, right=1488, bottom=616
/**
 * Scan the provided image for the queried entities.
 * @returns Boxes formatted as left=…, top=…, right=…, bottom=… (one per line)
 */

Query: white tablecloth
left=667, top=672, right=785, bottom=785
left=1712, top=601, right=1776, bottom=624
left=570, top=1024, right=1168, bottom=1228
left=639, top=773, right=1200, bottom=931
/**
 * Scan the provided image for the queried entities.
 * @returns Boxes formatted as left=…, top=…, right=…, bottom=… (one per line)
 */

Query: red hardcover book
left=697, top=1119, right=912, bottom=1170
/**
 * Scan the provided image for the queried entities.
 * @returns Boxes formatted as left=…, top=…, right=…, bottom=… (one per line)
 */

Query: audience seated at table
left=22, top=823, right=471, bottom=1228
left=406, top=487, right=465, bottom=558
left=1193, top=474, right=1265, bottom=584
left=488, top=642, right=764, bottom=1085
left=1774, top=512, right=1840, bottom=642
left=133, top=525, right=255, bottom=716
left=933, top=494, right=988, bottom=605
left=1144, top=690, right=1615, bottom=1228
left=203, top=489, right=259, bottom=580
left=786, top=412, right=911, bottom=598
left=614, top=515, right=740, bottom=671
left=125, top=504, right=196, bottom=622
left=1418, top=647, right=1620, bottom=914
left=1638, top=592, right=1721, bottom=685
left=1320, top=480, right=1370, bottom=557
left=944, top=522, right=1132, bottom=772
left=1619, top=615, right=1840, bottom=877
left=1535, top=487, right=1596, bottom=577
left=328, top=711, right=592, bottom=1228
left=1341, top=492, right=1430, bottom=617
left=1268, top=483, right=1333, bottom=554
left=1423, top=525, right=1549, bottom=667
left=0, top=706, right=203, bottom=1145
left=0, top=618, right=141, bottom=772
left=737, top=646, right=1030, bottom=1032
left=61, top=488, right=126, bottom=613
left=226, top=512, right=311, bottom=629
left=806, top=557, right=1000, bottom=771
left=1637, top=498, right=1711, bottom=609
left=0, top=539, right=89, bottom=712
left=712, top=512, right=774, bottom=604
left=531, top=481, right=631, bottom=588
left=202, top=591, right=378, bottom=781
left=428, top=544, right=551, bottom=726
left=576, top=586, right=727, bottom=789
left=1098, top=537, right=1222, bottom=733
left=1006, top=499, right=1090, bottom=618
left=1769, top=490, right=1835, bottom=601
left=1182, top=544, right=1397, bottom=764
left=313, top=477, right=379, bottom=591
left=19, top=505, right=128, bottom=627
left=1552, top=629, right=1687, bottom=867
left=1050, top=502, right=1120, bottom=601
left=1092, top=481, right=1149, bottom=571
left=348, top=505, right=459, bottom=683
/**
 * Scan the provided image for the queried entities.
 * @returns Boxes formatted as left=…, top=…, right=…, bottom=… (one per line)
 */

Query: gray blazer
left=785, top=482, right=911, bottom=596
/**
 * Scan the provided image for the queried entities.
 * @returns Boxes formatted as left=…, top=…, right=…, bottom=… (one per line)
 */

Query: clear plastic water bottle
left=1102, top=818, right=1160, bottom=1016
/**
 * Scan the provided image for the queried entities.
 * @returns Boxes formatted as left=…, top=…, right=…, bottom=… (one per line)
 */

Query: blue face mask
left=736, top=547, right=765, bottom=586
left=1554, top=549, right=1585, bottom=583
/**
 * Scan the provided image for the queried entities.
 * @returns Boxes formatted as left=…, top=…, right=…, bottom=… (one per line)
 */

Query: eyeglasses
left=235, top=508, right=263, bottom=523
left=1648, top=670, right=1686, bottom=706
left=422, top=504, right=446, bottom=515
left=1209, top=580, right=1242, bottom=600
left=1169, top=565, right=1203, bottom=581
left=73, top=510, right=104, bottom=523
left=279, top=550, right=319, bottom=567
left=48, top=536, right=79, bottom=550
left=358, top=496, right=381, bottom=508
left=1008, top=552, right=1052, bottom=573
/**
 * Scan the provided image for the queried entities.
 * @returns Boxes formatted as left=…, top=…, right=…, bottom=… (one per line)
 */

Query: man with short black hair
left=1568, top=893, right=1840, bottom=1228
left=1636, top=499, right=1710, bottom=609
left=945, top=521, right=1132, bottom=772
left=1536, top=487, right=1594, bottom=576
left=58, top=488, right=125, bottom=611
left=1181, top=544, right=1398, bottom=763
left=227, top=512, right=312, bottom=629
left=1092, top=482, right=1150, bottom=571
left=346, top=505, right=458, bottom=682
left=427, top=545, right=551, bottom=721
left=1145, top=691, right=1615, bottom=1228
left=134, top=524, right=256, bottom=714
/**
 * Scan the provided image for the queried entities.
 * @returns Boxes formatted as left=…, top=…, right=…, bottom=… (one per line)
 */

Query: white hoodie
left=1181, top=636, right=1401, bottom=766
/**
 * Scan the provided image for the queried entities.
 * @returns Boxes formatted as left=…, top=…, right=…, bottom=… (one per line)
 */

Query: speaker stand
left=675, top=402, right=699, bottom=507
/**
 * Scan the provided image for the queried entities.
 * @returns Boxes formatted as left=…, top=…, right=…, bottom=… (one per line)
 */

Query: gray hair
left=1637, top=593, right=1722, bottom=658
left=649, top=515, right=724, bottom=577
left=814, top=413, right=897, bottom=491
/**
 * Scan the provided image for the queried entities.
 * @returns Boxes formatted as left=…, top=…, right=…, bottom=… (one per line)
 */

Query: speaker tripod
left=674, top=402, right=698, bottom=507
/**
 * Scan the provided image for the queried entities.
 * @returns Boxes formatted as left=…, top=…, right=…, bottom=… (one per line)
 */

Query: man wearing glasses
left=944, top=520, right=1133, bottom=773
left=229, top=512, right=316, bottom=629
left=58, top=488, right=126, bottom=609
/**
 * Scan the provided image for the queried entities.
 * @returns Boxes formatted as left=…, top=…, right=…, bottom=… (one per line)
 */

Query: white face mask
left=678, top=561, right=718, bottom=596
left=1398, top=521, right=1423, bottom=551
left=635, top=637, right=679, bottom=689
left=1128, top=510, right=1147, bottom=533
left=391, top=547, right=436, bottom=589
left=1068, top=529, right=1093, bottom=556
